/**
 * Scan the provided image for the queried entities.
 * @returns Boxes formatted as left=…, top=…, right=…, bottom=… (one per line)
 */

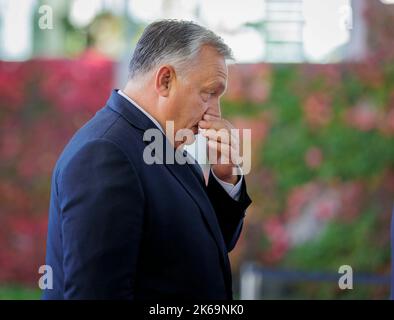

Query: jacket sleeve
left=206, top=172, right=252, bottom=252
left=58, top=139, right=145, bottom=299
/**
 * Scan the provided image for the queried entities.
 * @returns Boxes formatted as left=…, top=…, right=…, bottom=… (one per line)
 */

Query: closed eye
left=201, top=92, right=214, bottom=102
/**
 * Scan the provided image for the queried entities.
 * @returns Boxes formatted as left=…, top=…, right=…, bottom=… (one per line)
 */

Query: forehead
left=192, top=45, right=228, bottom=84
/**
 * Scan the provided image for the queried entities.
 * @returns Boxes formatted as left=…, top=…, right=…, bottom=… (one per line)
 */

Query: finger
left=207, top=139, right=242, bottom=165
left=198, top=119, right=227, bottom=131
left=204, top=106, right=221, bottom=118
left=203, top=128, right=231, bottom=144
left=198, top=119, right=214, bottom=130
left=207, top=139, right=230, bottom=165
left=201, top=127, right=240, bottom=145
left=206, top=140, right=242, bottom=165
left=203, top=113, right=220, bottom=121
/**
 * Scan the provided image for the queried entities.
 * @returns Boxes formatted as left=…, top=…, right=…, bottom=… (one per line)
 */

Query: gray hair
left=128, top=19, right=233, bottom=79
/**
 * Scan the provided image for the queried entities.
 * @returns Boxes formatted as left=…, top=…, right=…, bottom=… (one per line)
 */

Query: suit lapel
left=144, top=135, right=229, bottom=261
left=167, top=159, right=228, bottom=254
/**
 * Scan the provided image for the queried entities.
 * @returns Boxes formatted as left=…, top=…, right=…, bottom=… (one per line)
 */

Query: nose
left=205, top=98, right=221, bottom=118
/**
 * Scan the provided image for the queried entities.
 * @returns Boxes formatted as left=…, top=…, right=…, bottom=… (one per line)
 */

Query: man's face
left=165, top=45, right=228, bottom=142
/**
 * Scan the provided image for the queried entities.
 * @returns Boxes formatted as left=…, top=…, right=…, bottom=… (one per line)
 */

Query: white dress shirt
left=117, top=89, right=243, bottom=201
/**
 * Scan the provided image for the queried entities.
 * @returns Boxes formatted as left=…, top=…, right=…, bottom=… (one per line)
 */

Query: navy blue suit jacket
left=43, top=90, right=251, bottom=300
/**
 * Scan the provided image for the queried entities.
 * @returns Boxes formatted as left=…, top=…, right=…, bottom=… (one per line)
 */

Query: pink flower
left=225, top=65, right=244, bottom=101
left=315, top=198, right=338, bottom=221
left=262, top=216, right=290, bottom=263
left=305, top=147, right=323, bottom=169
left=246, top=78, right=270, bottom=104
left=303, top=94, right=332, bottom=128
left=264, top=240, right=289, bottom=264
left=345, top=101, right=379, bottom=132
left=339, top=182, right=364, bottom=221
left=226, top=63, right=271, bottom=103
left=300, top=64, right=342, bottom=90
left=350, top=60, right=384, bottom=89
left=0, top=120, right=22, bottom=160
left=232, top=114, right=270, bottom=144
left=0, top=215, right=47, bottom=284
left=39, top=57, right=113, bottom=114
left=0, top=62, right=27, bottom=111
left=285, top=183, right=320, bottom=220
left=379, top=108, right=394, bottom=136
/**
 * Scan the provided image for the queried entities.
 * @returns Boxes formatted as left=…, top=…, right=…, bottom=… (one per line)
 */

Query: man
left=43, top=20, right=251, bottom=300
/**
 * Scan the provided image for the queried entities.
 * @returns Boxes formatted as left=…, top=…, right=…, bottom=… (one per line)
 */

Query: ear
left=155, top=65, right=175, bottom=97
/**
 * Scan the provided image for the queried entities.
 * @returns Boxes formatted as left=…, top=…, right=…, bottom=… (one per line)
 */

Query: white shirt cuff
left=210, top=167, right=243, bottom=201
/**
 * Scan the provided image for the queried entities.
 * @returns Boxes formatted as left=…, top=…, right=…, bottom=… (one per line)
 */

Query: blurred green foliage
left=0, top=286, right=41, bottom=300
left=222, top=61, right=393, bottom=299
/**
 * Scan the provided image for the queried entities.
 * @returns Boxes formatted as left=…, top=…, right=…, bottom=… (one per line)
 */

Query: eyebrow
left=205, top=81, right=226, bottom=94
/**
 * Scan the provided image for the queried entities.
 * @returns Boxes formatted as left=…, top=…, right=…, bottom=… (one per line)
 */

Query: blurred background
left=0, top=0, right=393, bottom=299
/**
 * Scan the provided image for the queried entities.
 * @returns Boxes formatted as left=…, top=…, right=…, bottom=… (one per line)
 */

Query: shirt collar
left=117, top=89, right=164, bottom=133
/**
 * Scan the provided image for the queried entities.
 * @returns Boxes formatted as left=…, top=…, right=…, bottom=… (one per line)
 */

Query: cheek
left=186, top=94, right=205, bottom=116
left=197, top=95, right=209, bottom=112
